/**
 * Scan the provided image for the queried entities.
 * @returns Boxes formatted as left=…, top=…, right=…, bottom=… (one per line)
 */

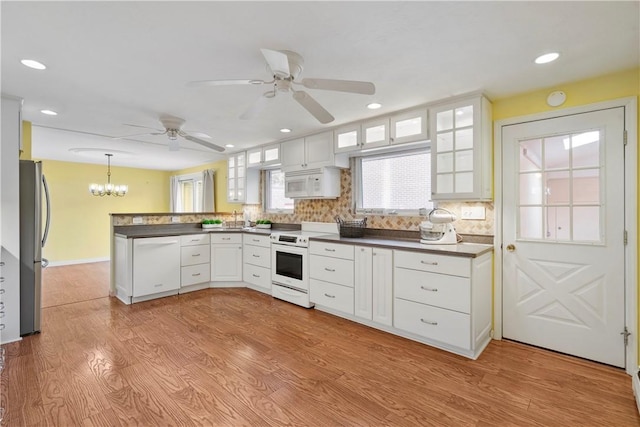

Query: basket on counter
left=335, top=216, right=367, bottom=238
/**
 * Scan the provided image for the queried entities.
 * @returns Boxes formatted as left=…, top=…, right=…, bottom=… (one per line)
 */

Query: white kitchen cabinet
left=354, top=246, right=393, bottom=326
left=180, top=233, right=210, bottom=292
left=0, top=95, right=22, bottom=343
left=340, top=108, right=428, bottom=153
left=309, top=241, right=354, bottom=315
left=393, top=249, right=492, bottom=359
left=281, top=132, right=348, bottom=172
left=211, top=233, right=243, bottom=283
left=247, top=143, right=281, bottom=168
left=242, top=233, right=271, bottom=294
left=429, top=95, right=492, bottom=201
left=227, top=152, right=259, bottom=204
left=132, top=236, right=180, bottom=299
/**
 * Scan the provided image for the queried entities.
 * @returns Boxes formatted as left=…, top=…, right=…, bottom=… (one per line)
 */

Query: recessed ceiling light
left=367, top=102, right=382, bottom=110
left=534, top=52, right=560, bottom=64
left=40, top=109, right=57, bottom=116
left=21, top=59, right=47, bottom=70
left=280, top=128, right=292, bottom=133
left=225, top=144, right=234, bottom=148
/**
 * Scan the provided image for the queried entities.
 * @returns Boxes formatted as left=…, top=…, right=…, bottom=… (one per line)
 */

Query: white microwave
left=284, top=168, right=340, bottom=199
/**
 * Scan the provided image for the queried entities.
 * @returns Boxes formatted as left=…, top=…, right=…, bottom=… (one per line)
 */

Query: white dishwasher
left=133, top=236, right=180, bottom=298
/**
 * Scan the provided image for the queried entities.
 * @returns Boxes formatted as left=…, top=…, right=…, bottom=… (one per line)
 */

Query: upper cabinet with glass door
left=334, top=108, right=428, bottom=153
left=246, top=143, right=281, bottom=168
left=429, top=95, right=492, bottom=201
left=227, top=152, right=259, bottom=204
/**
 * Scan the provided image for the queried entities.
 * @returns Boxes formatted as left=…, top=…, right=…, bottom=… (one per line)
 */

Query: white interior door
left=502, top=107, right=626, bottom=367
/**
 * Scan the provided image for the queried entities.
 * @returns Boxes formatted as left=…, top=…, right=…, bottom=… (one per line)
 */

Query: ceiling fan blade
left=112, top=131, right=166, bottom=140
left=260, top=48, right=290, bottom=78
left=186, top=79, right=265, bottom=87
left=240, top=92, right=274, bottom=120
left=292, top=91, right=335, bottom=124
left=182, top=134, right=226, bottom=152
left=300, top=78, right=375, bottom=95
left=123, top=123, right=164, bottom=131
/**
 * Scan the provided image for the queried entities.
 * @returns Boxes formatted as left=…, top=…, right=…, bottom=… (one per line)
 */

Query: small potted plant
left=255, top=219, right=272, bottom=229
left=202, top=218, right=223, bottom=229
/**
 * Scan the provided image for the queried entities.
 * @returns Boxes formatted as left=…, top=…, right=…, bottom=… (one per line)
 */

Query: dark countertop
left=310, top=234, right=493, bottom=258
left=114, top=224, right=493, bottom=258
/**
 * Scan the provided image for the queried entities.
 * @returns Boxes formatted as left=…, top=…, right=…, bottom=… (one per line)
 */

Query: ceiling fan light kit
left=89, top=153, right=128, bottom=197
left=188, top=48, right=376, bottom=124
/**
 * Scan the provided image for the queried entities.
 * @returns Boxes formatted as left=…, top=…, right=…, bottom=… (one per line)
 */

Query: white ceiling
left=2, top=1, right=638, bottom=171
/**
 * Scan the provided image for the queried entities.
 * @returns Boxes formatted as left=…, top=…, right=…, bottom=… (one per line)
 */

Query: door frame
left=494, top=96, right=637, bottom=374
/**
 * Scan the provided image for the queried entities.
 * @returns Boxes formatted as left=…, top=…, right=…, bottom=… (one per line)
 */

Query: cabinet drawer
left=310, top=255, right=354, bottom=287
left=181, top=234, right=210, bottom=246
left=310, top=279, right=354, bottom=315
left=243, top=244, right=270, bottom=268
left=243, top=234, right=271, bottom=248
left=181, top=245, right=211, bottom=267
left=181, top=263, right=210, bottom=287
left=210, top=233, right=242, bottom=244
left=394, top=298, right=471, bottom=350
left=394, top=250, right=470, bottom=277
left=395, top=268, right=470, bottom=313
left=243, top=263, right=271, bottom=290
left=310, top=241, right=354, bottom=260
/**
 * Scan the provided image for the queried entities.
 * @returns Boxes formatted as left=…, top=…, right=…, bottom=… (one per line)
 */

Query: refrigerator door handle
left=42, top=174, right=51, bottom=248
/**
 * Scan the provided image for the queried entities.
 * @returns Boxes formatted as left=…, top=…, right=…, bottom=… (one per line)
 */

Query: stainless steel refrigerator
left=19, top=160, right=50, bottom=336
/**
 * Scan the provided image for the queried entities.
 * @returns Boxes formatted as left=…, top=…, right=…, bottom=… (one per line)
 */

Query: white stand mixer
left=420, top=208, right=458, bottom=245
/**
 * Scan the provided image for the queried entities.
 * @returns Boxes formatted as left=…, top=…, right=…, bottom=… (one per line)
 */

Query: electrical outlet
left=132, top=216, right=144, bottom=225
left=461, top=206, right=486, bottom=220
left=171, top=216, right=180, bottom=223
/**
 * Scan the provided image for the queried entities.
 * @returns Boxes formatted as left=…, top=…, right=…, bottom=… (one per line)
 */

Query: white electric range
left=270, top=222, right=338, bottom=308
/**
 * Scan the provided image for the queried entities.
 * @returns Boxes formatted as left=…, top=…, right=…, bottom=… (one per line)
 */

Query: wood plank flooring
left=41, top=262, right=110, bottom=308
left=2, top=266, right=639, bottom=426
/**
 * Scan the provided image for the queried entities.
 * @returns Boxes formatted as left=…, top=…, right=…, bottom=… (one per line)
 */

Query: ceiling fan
left=187, top=48, right=376, bottom=124
left=114, top=116, right=225, bottom=152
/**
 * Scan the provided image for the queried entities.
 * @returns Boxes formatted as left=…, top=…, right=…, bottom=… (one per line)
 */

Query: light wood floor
left=2, top=267, right=639, bottom=426
left=41, top=261, right=110, bottom=308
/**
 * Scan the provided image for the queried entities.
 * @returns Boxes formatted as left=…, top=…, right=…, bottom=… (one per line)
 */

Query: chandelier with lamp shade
left=89, top=153, right=128, bottom=197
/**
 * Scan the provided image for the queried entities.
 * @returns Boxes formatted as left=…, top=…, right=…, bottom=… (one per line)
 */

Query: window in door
left=518, top=130, right=602, bottom=243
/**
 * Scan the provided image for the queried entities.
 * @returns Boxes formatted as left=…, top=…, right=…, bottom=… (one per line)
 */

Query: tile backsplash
left=112, top=167, right=494, bottom=236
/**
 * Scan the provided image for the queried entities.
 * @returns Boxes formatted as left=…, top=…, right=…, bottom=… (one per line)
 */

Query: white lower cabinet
left=132, top=236, right=180, bottom=299
left=393, top=250, right=492, bottom=359
left=180, top=233, right=210, bottom=292
left=354, top=246, right=393, bottom=326
left=309, top=241, right=354, bottom=315
left=242, top=234, right=271, bottom=294
left=211, top=233, right=243, bottom=283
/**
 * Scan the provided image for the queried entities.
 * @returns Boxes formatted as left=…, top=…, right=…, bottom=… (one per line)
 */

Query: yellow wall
left=40, top=160, right=171, bottom=263
left=173, top=159, right=242, bottom=213
left=491, top=67, right=640, bottom=366
left=19, top=121, right=32, bottom=160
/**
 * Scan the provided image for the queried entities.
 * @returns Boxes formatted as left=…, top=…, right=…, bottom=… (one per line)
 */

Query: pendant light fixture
left=89, top=153, right=128, bottom=197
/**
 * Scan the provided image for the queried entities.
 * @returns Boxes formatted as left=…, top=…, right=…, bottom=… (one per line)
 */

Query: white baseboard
left=633, top=368, right=640, bottom=415
left=46, top=257, right=109, bottom=267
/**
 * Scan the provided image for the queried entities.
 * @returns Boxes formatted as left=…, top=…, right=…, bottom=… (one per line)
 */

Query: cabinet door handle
left=324, top=248, right=336, bottom=252
left=192, top=273, right=201, bottom=277
left=191, top=239, right=200, bottom=242
left=324, top=293, right=336, bottom=298
left=154, top=284, right=163, bottom=288
left=192, top=253, right=201, bottom=257
left=0, top=277, right=4, bottom=283
left=324, top=268, right=335, bottom=272
left=252, top=254, right=260, bottom=258
left=252, top=274, right=260, bottom=278
left=222, top=238, right=231, bottom=241
left=420, top=260, right=438, bottom=266
left=420, top=286, right=438, bottom=292
left=420, top=318, right=438, bottom=326
left=0, top=289, right=4, bottom=294
left=252, top=239, right=260, bottom=242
